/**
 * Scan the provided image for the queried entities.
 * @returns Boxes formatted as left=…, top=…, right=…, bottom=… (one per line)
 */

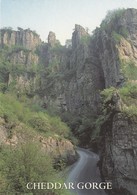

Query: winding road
left=67, top=148, right=107, bottom=195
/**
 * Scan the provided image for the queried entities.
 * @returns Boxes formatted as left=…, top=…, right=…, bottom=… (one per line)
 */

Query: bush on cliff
left=91, top=83, right=137, bottom=142
left=101, top=8, right=125, bottom=29
left=120, top=60, right=137, bottom=80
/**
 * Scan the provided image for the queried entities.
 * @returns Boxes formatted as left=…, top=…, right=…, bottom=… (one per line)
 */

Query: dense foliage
left=0, top=142, right=69, bottom=195
left=0, top=93, right=70, bottom=138
left=0, top=30, right=72, bottom=194
left=100, top=8, right=125, bottom=29
left=100, top=82, right=137, bottom=119
left=120, top=60, right=137, bottom=80
left=0, top=93, right=71, bottom=194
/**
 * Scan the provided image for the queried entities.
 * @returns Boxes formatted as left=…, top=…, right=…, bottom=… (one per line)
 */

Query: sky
left=0, top=0, right=137, bottom=45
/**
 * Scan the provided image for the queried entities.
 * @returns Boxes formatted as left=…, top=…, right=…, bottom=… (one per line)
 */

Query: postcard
left=0, top=0, right=137, bottom=194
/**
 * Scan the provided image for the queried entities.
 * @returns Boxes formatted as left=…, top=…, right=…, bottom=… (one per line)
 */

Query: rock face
left=38, top=24, right=105, bottom=114
left=99, top=93, right=137, bottom=195
left=63, top=24, right=105, bottom=115
left=100, top=8, right=137, bottom=87
left=94, top=9, right=137, bottom=195
left=39, top=136, right=76, bottom=164
left=9, top=50, right=39, bottom=65
left=48, top=31, right=56, bottom=47
left=0, top=28, right=41, bottom=50
left=0, top=28, right=40, bottom=94
left=72, top=24, right=89, bottom=49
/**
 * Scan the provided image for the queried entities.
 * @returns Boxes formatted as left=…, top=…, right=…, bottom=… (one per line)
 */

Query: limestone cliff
left=92, top=9, right=137, bottom=195
left=37, top=24, right=105, bottom=115
left=9, top=50, right=38, bottom=66
left=37, top=9, right=137, bottom=115
left=0, top=28, right=41, bottom=50
left=0, top=28, right=40, bottom=96
left=98, top=90, right=137, bottom=195
left=63, top=24, right=105, bottom=115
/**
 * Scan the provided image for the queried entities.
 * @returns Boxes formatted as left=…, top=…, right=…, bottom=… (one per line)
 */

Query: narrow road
left=67, top=148, right=107, bottom=195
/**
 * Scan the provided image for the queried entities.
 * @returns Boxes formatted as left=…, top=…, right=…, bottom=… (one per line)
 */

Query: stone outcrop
left=0, top=28, right=40, bottom=94
left=39, top=136, right=76, bottom=164
left=93, top=9, right=137, bottom=194
left=48, top=31, right=56, bottom=47
left=9, top=50, right=39, bottom=65
left=99, top=92, right=137, bottom=195
left=62, top=24, right=104, bottom=115
left=72, top=24, right=89, bottom=49
left=0, top=28, right=41, bottom=50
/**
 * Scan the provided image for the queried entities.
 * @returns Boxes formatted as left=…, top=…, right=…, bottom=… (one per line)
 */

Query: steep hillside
left=0, top=93, right=76, bottom=194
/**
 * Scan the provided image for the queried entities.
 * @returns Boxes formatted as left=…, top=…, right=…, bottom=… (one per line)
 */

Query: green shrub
left=80, top=35, right=91, bottom=45
left=93, top=115, right=105, bottom=138
left=28, top=112, right=70, bottom=138
left=28, top=114, right=51, bottom=133
left=100, top=83, right=137, bottom=119
left=0, top=142, right=68, bottom=195
left=120, top=60, right=137, bottom=80
left=100, top=87, right=116, bottom=103
left=9, top=45, right=30, bottom=53
left=119, top=83, right=137, bottom=98
left=119, top=83, right=137, bottom=118
left=0, top=83, right=8, bottom=93
left=122, top=106, right=137, bottom=118
left=0, top=93, right=70, bottom=138
left=0, top=61, right=10, bottom=83
left=100, top=9, right=129, bottom=39
left=1, top=27, right=13, bottom=37
left=101, top=8, right=125, bottom=29
left=32, top=30, right=39, bottom=36
left=119, top=27, right=128, bottom=38
left=112, top=31, right=123, bottom=43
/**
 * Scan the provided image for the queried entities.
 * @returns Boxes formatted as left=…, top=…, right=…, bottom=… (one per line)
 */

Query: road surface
left=67, top=148, right=107, bottom=195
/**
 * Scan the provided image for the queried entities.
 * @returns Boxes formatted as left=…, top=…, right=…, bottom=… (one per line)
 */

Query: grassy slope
left=0, top=92, right=71, bottom=195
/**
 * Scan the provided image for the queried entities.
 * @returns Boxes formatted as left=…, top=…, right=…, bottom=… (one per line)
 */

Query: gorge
left=0, top=8, right=137, bottom=195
